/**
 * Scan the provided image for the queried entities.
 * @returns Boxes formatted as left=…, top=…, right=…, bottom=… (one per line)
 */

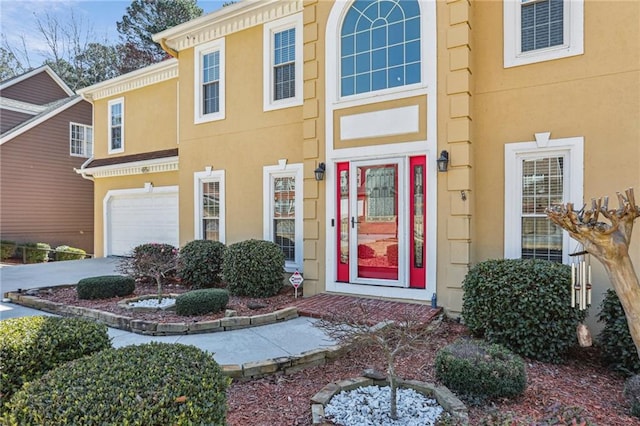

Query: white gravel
left=128, top=297, right=176, bottom=309
left=324, top=385, right=444, bottom=426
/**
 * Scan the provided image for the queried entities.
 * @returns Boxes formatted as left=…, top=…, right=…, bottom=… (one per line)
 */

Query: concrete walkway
left=0, top=259, right=335, bottom=366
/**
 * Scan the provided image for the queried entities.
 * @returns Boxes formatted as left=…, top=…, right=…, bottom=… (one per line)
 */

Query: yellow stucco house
left=77, top=0, right=639, bottom=321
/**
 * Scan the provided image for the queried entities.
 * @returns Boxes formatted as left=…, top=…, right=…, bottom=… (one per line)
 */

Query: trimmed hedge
left=462, top=258, right=586, bottom=363
left=0, top=240, right=16, bottom=260
left=55, top=245, right=86, bottom=261
left=178, top=240, right=226, bottom=289
left=2, top=342, right=230, bottom=425
left=222, top=239, right=285, bottom=298
left=624, top=375, right=640, bottom=418
left=17, top=242, right=50, bottom=263
left=77, top=275, right=135, bottom=300
left=435, top=338, right=527, bottom=402
left=597, top=289, right=640, bottom=376
left=176, top=289, right=230, bottom=316
left=0, top=316, right=110, bottom=403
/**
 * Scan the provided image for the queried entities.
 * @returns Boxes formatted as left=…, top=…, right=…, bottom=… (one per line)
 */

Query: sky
left=0, top=0, right=227, bottom=67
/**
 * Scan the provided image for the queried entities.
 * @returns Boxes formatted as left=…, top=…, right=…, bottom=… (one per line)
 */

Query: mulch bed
left=32, top=284, right=639, bottom=425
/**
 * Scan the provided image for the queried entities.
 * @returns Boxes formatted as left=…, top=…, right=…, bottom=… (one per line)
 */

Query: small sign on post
left=289, top=271, right=304, bottom=299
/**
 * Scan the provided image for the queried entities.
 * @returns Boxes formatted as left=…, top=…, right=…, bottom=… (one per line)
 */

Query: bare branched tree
left=547, top=188, right=640, bottom=359
left=316, top=305, right=441, bottom=420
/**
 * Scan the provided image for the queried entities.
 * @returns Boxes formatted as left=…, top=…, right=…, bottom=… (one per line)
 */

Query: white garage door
left=106, top=187, right=179, bottom=256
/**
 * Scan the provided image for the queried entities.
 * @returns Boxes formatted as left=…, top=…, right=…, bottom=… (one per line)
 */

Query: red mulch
left=35, top=285, right=639, bottom=425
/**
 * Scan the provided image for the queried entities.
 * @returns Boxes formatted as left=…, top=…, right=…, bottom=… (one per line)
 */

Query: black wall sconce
left=437, top=150, right=449, bottom=172
left=314, top=162, right=326, bottom=181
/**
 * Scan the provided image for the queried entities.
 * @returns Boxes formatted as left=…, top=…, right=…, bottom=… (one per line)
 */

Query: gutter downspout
left=75, top=157, right=95, bottom=182
left=159, top=39, right=179, bottom=58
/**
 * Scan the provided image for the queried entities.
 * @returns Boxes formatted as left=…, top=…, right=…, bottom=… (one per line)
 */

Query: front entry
left=336, top=156, right=426, bottom=289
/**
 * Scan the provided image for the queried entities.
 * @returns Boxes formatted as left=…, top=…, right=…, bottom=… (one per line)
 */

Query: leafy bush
left=435, top=338, right=527, bottom=402
left=119, top=243, right=178, bottom=297
left=17, top=242, right=50, bottom=263
left=598, top=289, right=640, bottom=376
left=55, top=245, right=86, bottom=261
left=624, top=374, right=640, bottom=418
left=77, top=275, right=135, bottom=300
left=176, top=289, right=229, bottom=316
left=0, top=240, right=16, bottom=260
left=222, top=239, right=284, bottom=298
left=2, top=342, right=230, bottom=425
left=178, top=239, right=226, bottom=289
left=0, top=316, right=110, bottom=403
left=462, top=258, right=586, bottom=363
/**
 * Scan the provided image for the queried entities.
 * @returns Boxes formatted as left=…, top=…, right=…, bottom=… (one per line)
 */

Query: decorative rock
left=363, top=368, right=387, bottom=381
left=247, top=301, right=267, bottom=310
left=225, top=309, right=237, bottom=317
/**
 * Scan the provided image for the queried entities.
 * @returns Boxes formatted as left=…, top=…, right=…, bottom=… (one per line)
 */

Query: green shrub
left=222, top=239, right=285, bottom=298
left=178, top=239, right=226, bottom=289
left=55, top=245, right=86, bottom=261
left=435, top=338, right=527, bottom=402
left=2, top=342, right=230, bottom=426
left=461, top=258, right=586, bottom=363
left=176, top=289, right=229, bottom=316
left=77, top=275, right=135, bottom=300
left=624, top=375, right=640, bottom=418
left=0, top=240, right=16, bottom=260
left=598, top=289, right=640, bottom=376
left=17, top=242, right=50, bottom=263
left=0, top=316, right=110, bottom=404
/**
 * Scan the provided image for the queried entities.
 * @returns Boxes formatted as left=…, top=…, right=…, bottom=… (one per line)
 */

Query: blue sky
left=0, top=0, right=226, bottom=66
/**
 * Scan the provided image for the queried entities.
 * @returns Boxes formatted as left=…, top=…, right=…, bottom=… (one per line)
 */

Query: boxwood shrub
left=0, top=316, right=110, bottom=403
left=178, top=239, right=226, bottom=289
left=597, top=289, right=640, bottom=376
left=54, top=245, right=86, bottom=261
left=17, top=242, right=50, bottom=263
left=2, top=342, right=230, bottom=426
left=77, top=275, right=135, bottom=300
left=0, top=240, right=16, bottom=260
left=222, top=239, right=285, bottom=298
left=462, top=258, right=586, bottom=363
left=176, top=289, right=229, bottom=316
left=624, top=374, right=640, bottom=418
left=435, top=338, right=527, bottom=402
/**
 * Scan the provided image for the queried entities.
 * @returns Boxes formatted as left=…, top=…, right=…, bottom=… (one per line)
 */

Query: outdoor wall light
left=437, top=150, right=449, bottom=172
left=314, top=162, right=326, bottom=181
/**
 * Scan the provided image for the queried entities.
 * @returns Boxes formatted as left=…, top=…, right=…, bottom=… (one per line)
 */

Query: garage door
left=105, top=187, right=179, bottom=256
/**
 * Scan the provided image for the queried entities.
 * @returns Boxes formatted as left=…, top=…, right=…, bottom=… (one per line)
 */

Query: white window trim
left=69, top=122, right=93, bottom=158
left=504, top=134, right=584, bottom=264
left=194, top=169, right=226, bottom=243
left=194, top=38, right=226, bottom=124
left=263, top=13, right=303, bottom=111
left=263, top=163, right=303, bottom=273
left=504, top=0, right=584, bottom=68
left=107, top=98, right=124, bottom=154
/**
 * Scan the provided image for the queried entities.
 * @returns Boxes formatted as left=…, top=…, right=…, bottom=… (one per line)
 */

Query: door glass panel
left=339, top=169, right=349, bottom=265
left=413, top=164, right=424, bottom=268
left=356, top=164, right=398, bottom=280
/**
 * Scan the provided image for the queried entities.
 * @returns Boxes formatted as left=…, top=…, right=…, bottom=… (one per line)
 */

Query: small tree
left=316, top=305, right=441, bottom=420
left=118, top=243, right=178, bottom=299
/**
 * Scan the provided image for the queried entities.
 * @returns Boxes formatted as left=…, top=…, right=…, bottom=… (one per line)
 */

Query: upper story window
left=504, top=0, right=584, bottom=68
left=263, top=14, right=303, bottom=111
left=108, top=98, right=124, bottom=154
left=195, top=39, right=225, bottom=123
left=340, top=0, right=421, bottom=97
left=70, top=123, right=93, bottom=158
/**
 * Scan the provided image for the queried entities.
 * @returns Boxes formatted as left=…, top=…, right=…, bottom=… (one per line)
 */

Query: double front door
left=336, top=156, right=426, bottom=289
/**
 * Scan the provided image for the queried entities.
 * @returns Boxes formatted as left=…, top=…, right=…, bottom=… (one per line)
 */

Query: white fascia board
left=78, top=156, right=179, bottom=178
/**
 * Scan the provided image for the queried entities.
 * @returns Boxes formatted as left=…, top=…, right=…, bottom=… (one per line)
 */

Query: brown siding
left=0, top=100, right=94, bottom=252
left=1, top=71, right=69, bottom=105
left=1, top=109, right=34, bottom=133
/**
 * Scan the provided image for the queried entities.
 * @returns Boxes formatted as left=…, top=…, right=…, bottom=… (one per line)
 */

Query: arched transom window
left=340, top=0, right=421, bottom=97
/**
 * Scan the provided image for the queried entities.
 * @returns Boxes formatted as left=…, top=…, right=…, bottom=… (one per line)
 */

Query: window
left=194, top=170, right=225, bottom=242
left=195, top=39, right=225, bottom=123
left=504, top=135, right=583, bottom=264
left=108, top=98, right=124, bottom=153
left=504, top=0, right=584, bottom=68
left=340, top=0, right=421, bottom=97
left=263, top=164, right=303, bottom=272
left=70, top=122, right=93, bottom=157
left=263, top=14, right=302, bottom=111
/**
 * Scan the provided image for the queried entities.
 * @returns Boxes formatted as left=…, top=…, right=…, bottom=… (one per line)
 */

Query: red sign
left=289, top=271, right=304, bottom=288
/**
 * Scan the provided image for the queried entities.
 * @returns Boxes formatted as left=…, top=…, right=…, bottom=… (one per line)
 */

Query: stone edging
left=309, top=376, right=468, bottom=425
left=5, top=291, right=298, bottom=336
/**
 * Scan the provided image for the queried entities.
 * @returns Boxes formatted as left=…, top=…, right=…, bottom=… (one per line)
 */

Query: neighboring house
left=0, top=66, right=94, bottom=252
left=78, top=0, right=639, bottom=325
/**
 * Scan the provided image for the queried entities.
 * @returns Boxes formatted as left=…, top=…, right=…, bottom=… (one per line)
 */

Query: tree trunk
left=389, top=370, right=398, bottom=420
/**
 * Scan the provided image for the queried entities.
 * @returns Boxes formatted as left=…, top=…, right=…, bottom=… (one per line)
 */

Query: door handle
left=351, top=217, right=360, bottom=228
